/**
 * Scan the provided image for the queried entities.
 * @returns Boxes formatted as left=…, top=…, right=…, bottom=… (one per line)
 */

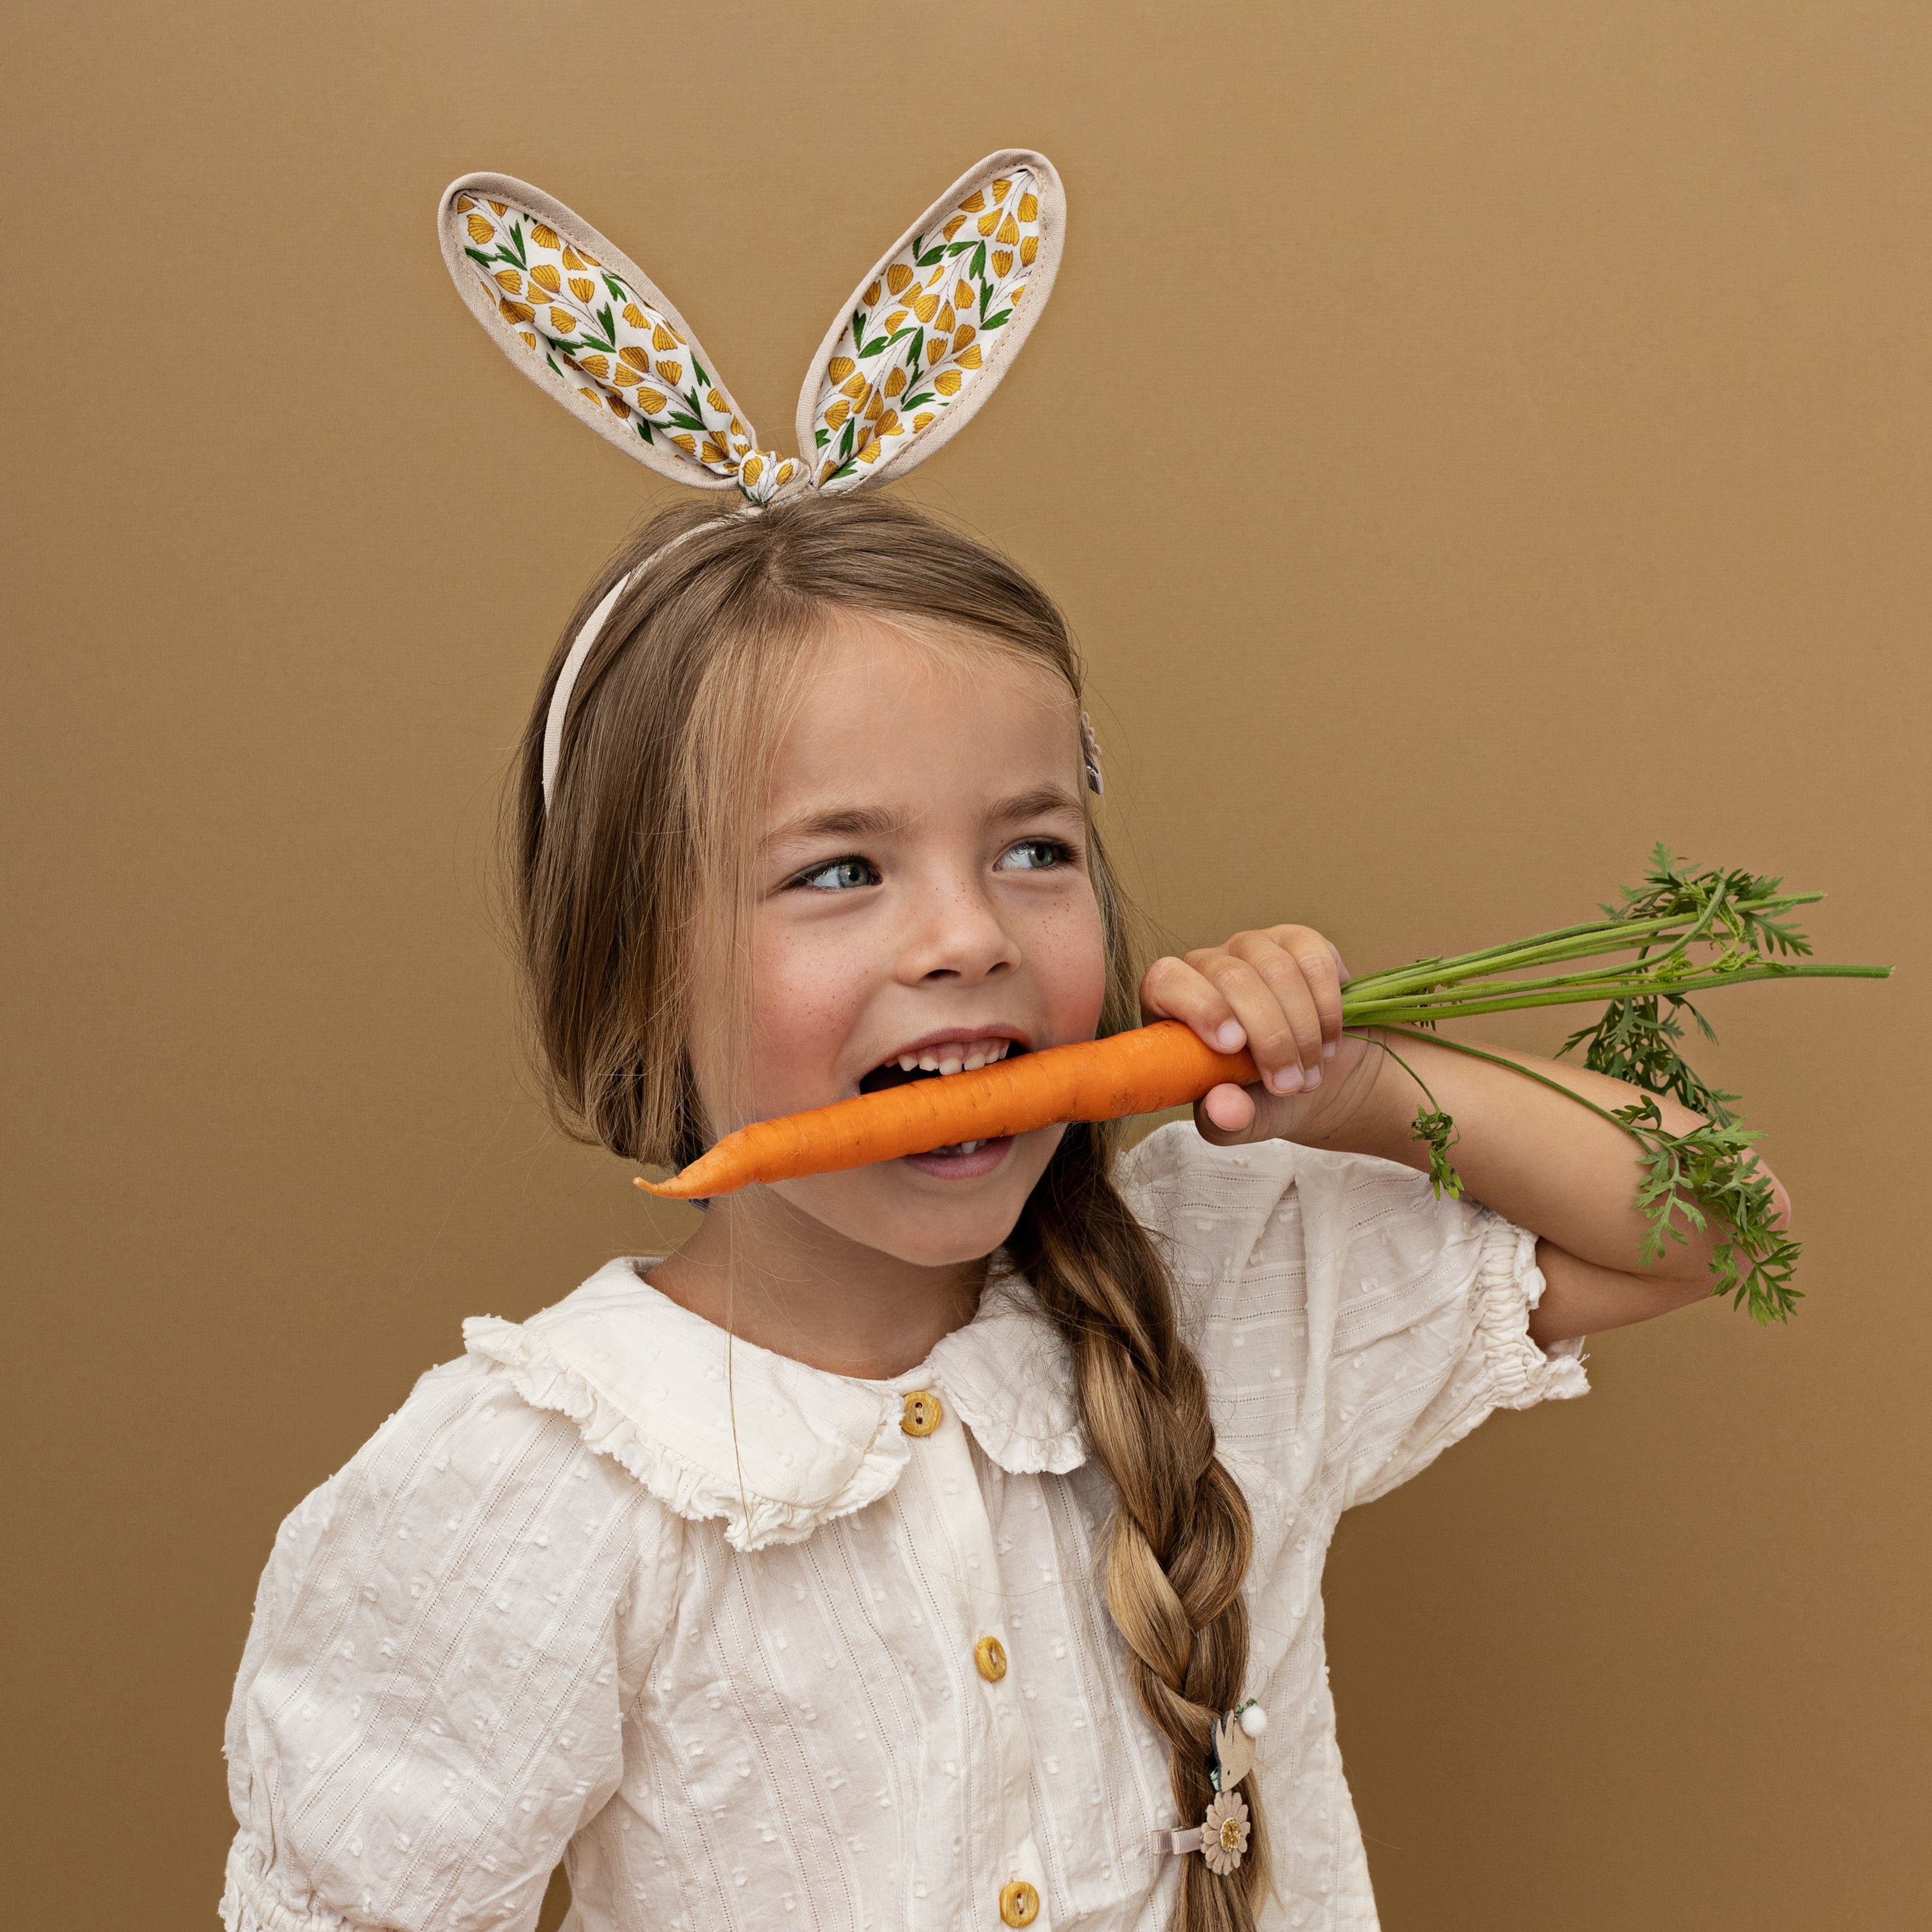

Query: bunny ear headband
left=437, top=151, right=1094, bottom=805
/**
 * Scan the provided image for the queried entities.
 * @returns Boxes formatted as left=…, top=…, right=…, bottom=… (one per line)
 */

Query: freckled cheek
left=1027, top=894, right=1109, bottom=1040
left=747, top=922, right=882, bottom=1107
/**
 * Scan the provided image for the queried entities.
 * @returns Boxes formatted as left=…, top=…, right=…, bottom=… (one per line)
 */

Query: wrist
left=1292, top=1031, right=1420, bottom=1165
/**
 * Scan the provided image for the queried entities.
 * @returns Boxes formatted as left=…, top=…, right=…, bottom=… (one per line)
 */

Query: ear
left=437, top=173, right=802, bottom=502
left=794, top=151, right=1065, bottom=493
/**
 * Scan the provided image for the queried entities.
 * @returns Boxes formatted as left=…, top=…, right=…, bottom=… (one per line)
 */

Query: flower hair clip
left=1150, top=1699, right=1267, bottom=1877
left=436, top=150, right=1071, bottom=807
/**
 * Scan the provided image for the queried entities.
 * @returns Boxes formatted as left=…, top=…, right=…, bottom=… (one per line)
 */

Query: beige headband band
left=537, top=521, right=729, bottom=811
left=541, top=524, right=1103, bottom=812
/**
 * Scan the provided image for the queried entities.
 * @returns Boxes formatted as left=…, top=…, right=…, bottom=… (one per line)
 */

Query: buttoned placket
left=893, top=1380, right=1054, bottom=1930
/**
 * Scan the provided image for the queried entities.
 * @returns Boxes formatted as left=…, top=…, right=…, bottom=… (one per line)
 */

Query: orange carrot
left=635, top=1022, right=1258, bottom=1199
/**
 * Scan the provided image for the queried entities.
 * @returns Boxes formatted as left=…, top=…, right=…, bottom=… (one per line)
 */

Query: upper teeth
left=897, top=1039, right=1013, bottom=1075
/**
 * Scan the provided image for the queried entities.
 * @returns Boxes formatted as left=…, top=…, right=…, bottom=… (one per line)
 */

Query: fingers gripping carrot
left=636, top=1023, right=1257, bottom=1199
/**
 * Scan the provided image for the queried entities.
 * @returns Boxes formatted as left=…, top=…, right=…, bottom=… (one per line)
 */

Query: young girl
left=220, top=157, right=1778, bottom=1932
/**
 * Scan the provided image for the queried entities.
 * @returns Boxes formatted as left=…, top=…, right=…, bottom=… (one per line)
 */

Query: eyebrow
left=761, top=805, right=904, bottom=848
left=989, top=782, right=1085, bottom=824
left=761, top=785, right=1085, bottom=851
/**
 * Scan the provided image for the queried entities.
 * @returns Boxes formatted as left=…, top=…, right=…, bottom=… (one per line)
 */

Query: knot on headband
left=439, top=152, right=1063, bottom=507
left=436, top=151, right=1072, bottom=805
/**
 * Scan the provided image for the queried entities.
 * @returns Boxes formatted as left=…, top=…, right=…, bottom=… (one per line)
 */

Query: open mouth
left=857, top=1036, right=1025, bottom=1159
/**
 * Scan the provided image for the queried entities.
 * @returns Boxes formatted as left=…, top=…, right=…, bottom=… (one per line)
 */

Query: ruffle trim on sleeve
left=1476, top=1215, right=1589, bottom=1410
left=463, top=1312, right=911, bottom=1553
left=1342, top=1208, right=1590, bottom=1512
left=221, top=1840, right=358, bottom=1932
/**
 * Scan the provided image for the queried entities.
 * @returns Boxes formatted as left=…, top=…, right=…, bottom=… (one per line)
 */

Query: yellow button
left=974, top=1635, right=1008, bottom=1682
left=900, top=1389, right=942, bottom=1436
left=999, top=1879, right=1040, bottom=1927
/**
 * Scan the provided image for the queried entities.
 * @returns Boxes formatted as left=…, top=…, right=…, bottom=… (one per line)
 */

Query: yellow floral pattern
left=455, top=194, right=800, bottom=504
left=804, top=169, right=1042, bottom=490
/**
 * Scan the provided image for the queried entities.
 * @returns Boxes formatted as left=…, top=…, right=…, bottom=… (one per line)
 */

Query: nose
left=897, top=873, right=1021, bottom=986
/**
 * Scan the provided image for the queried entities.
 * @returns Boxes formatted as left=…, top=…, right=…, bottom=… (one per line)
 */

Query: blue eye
left=796, top=856, right=879, bottom=891
left=998, top=838, right=1068, bottom=872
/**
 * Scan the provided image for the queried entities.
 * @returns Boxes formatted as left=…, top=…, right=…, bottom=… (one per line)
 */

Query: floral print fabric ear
left=436, top=149, right=1065, bottom=507
left=798, top=161, right=1051, bottom=490
left=447, top=185, right=801, bottom=504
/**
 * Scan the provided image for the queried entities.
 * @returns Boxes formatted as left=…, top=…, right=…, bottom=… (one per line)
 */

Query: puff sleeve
left=1116, top=1124, right=1588, bottom=1520
left=220, top=1352, right=683, bottom=1932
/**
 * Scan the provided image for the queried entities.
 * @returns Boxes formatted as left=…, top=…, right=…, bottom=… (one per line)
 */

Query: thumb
left=1193, top=1081, right=1268, bottom=1146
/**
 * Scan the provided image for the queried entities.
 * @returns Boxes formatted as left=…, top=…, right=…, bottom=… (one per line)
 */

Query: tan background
left=5, top=2, right=1925, bottom=1926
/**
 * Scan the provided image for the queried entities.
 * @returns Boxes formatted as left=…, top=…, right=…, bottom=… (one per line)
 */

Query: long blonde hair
left=509, top=489, right=1267, bottom=1931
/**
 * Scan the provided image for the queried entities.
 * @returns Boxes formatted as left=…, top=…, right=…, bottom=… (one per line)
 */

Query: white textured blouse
left=222, top=1125, right=1586, bottom=1932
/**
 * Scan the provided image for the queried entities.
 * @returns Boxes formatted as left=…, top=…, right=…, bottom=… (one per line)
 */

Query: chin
left=774, top=1127, right=1063, bottom=1268
left=857, top=1214, right=1021, bottom=1269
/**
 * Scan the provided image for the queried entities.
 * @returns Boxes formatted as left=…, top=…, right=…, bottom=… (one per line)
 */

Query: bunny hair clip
left=436, top=150, right=1100, bottom=808
left=1149, top=1699, right=1269, bottom=1878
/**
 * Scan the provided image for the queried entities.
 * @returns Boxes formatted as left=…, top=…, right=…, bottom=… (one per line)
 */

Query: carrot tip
left=634, top=1174, right=702, bottom=1199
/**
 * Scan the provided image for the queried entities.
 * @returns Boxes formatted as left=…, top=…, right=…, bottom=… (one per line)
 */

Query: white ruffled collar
left=464, top=1258, right=1085, bottom=1552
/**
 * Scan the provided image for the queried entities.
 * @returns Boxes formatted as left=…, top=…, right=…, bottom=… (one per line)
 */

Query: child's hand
left=1140, top=926, right=1372, bottom=1143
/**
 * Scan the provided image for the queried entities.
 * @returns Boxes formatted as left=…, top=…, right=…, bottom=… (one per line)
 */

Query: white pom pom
left=1239, top=1702, right=1268, bottom=1738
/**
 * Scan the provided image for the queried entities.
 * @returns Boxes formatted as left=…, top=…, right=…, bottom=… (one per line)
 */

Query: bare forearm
left=1529, top=1238, right=1712, bottom=1344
